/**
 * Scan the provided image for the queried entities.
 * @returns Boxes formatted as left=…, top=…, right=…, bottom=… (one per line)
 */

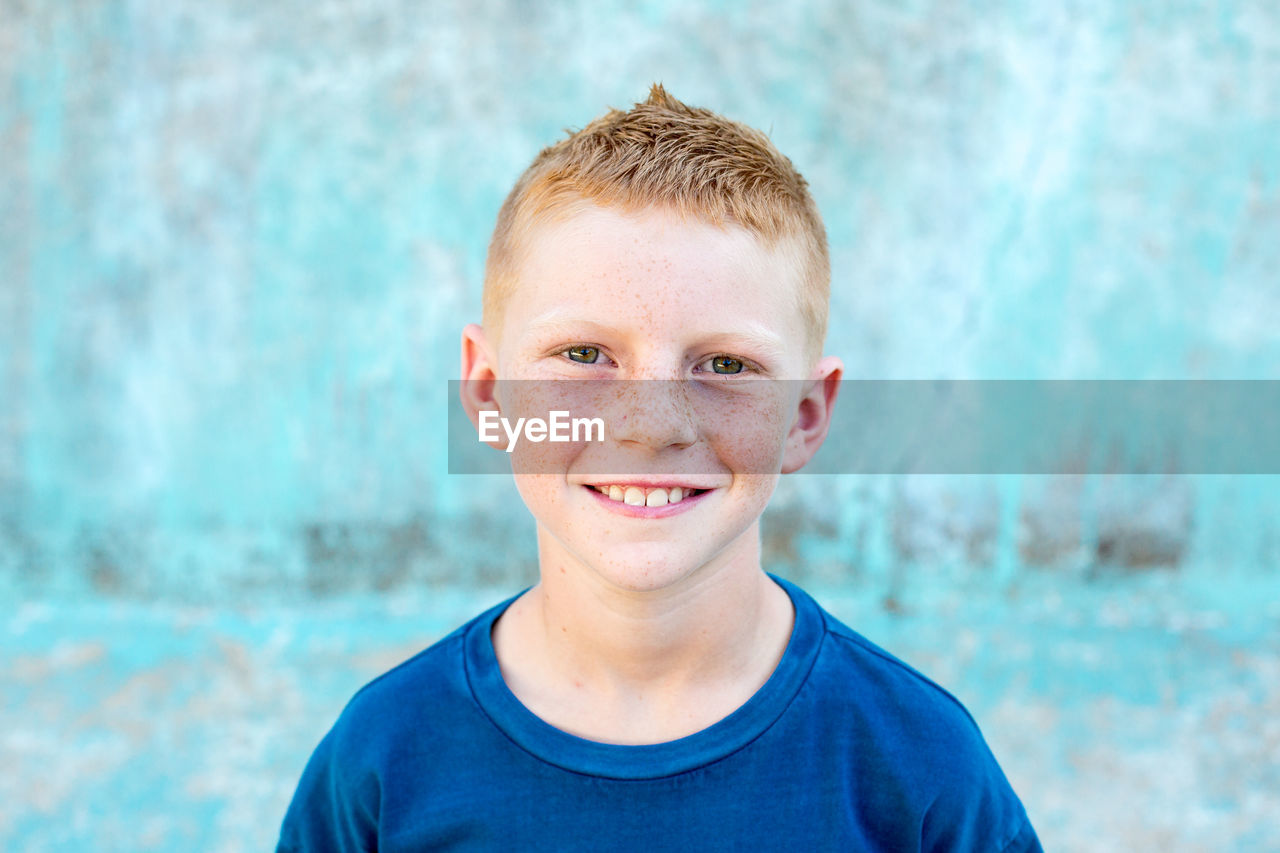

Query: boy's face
left=462, top=204, right=840, bottom=594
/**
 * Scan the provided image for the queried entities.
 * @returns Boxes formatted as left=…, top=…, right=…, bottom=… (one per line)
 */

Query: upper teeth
left=597, top=485, right=690, bottom=506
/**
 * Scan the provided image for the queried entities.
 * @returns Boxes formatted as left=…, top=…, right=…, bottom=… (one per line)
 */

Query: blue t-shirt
left=278, top=576, right=1040, bottom=852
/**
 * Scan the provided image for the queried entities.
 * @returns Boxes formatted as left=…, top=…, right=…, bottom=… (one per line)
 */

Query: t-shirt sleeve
left=998, top=819, right=1045, bottom=853
left=276, top=723, right=380, bottom=853
left=916, top=708, right=1042, bottom=853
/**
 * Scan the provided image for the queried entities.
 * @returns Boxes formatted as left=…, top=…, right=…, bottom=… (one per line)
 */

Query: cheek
left=511, top=473, right=553, bottom=507
left=511, top=474, right=577, bottom=536
left=500, top=380, right=596, bottom=475
left=508, top=435, right=586, bottom=475
left=692, top=388, right=791, bottom=474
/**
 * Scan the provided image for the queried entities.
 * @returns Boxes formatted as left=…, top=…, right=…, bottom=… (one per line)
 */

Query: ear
left=781, top=355, right=843, bottom=474
left=460, top=324, right=503, bottom=448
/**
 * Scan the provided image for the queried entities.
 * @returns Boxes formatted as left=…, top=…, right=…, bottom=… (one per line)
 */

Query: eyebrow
left=522, top=315, right=617, bottom=339
left=523, top=314, right=789, bottom=360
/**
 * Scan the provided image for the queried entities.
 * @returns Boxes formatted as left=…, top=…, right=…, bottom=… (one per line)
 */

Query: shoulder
left=816, top=610, right=984, bottom=747
left=791, top=587, right=1038, bottom=851
left=324, top=608, right=488, bottom=768
left=277, top=601, right=504, bottom=852
left=778, top=578, right=988, bottom=750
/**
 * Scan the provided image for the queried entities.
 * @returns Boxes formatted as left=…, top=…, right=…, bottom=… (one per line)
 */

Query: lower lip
left=583, top=486, right=713, bottom=518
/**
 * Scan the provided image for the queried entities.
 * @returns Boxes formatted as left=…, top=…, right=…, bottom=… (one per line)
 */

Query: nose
left=606, top=379, right=698, bottom=450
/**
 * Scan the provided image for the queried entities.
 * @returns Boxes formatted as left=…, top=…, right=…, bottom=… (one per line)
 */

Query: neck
left=541, top=528, right=777, bottom=684
left=491, top=523, right=795, bottom=743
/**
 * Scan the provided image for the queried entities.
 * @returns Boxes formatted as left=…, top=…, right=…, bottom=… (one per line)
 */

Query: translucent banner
left=447, top=380, right=1280, bottom=475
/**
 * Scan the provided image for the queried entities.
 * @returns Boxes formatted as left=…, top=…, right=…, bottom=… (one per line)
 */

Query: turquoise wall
left=3, top=1, right=1277, bottom=849
left=2, top=1, right=1278, bottom=599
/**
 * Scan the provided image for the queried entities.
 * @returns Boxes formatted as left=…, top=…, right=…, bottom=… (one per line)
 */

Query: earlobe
left=781, top=355, right=843, bottom=474
left=460, top=324, right=502, bottom=440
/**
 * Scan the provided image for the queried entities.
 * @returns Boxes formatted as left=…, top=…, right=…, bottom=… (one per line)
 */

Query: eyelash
left=556, top=345, right=760, bottom=376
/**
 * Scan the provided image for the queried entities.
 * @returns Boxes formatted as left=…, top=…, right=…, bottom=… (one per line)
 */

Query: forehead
left=504, top=204, right=807, bottom=345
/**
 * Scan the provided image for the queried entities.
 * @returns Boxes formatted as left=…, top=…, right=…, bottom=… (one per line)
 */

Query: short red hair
left=483, top=85, right=830, bottom=360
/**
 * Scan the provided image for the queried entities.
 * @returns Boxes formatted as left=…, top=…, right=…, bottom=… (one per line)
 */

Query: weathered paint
left=2, top=1, right=1278, bottom=849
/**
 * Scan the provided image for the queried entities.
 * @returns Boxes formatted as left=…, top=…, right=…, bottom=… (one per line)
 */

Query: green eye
left=565, top=346, right=600, bottom=364
left=711, top=356, right=744, bottom=374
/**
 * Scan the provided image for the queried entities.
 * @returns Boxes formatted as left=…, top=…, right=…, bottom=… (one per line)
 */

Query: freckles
left=514, top=442, right=559, bottom=475
left=699, top=390, right=789, bottom=474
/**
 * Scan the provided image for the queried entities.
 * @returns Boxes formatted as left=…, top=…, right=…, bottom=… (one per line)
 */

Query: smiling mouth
left=586, top=484, right=710, bottom=508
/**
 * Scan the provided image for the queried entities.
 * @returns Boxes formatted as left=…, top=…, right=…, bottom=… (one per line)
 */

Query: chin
left=581, top=550, right=713, bottom=593
left=533, top=510, right=761, bottom=594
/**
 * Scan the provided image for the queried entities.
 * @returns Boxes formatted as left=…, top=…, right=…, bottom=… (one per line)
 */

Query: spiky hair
left=483, top=84, right=829, bottom=356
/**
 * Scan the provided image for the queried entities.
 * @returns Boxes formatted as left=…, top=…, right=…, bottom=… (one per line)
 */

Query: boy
left=278, top=85, right=1041, bottom=852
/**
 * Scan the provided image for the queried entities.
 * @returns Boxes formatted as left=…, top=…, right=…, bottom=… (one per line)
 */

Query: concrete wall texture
left=2, top=1, right=1277, bottom=850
